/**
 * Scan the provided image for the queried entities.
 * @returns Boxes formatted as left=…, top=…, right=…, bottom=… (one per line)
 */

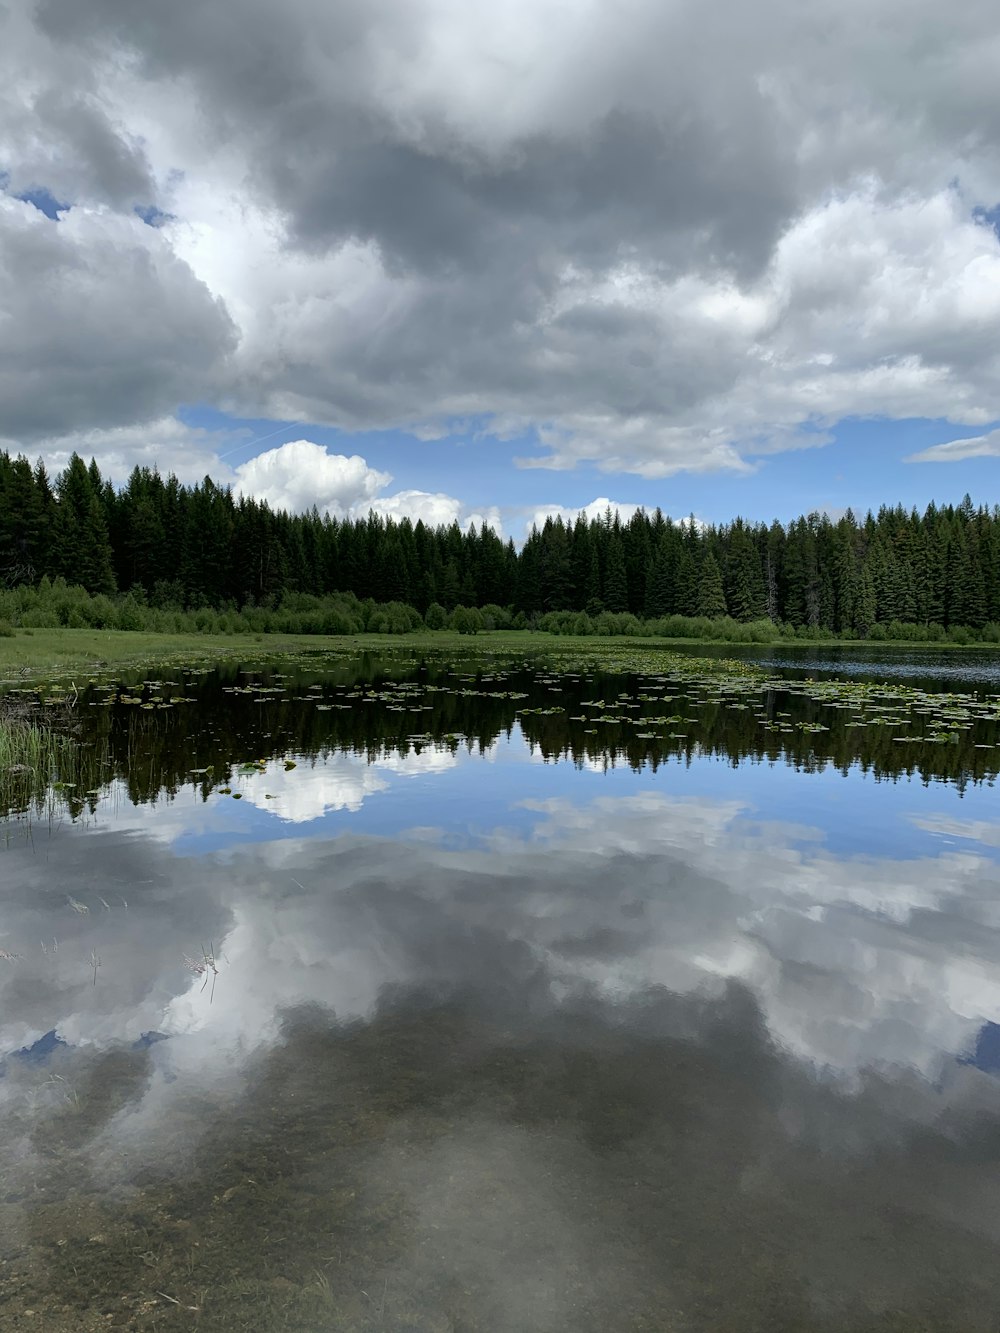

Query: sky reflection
left=4, top=657, right=1000, bottom=1328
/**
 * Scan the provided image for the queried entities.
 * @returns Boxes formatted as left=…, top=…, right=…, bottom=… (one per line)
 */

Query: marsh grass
left=0, top=716, right=79, bottom=817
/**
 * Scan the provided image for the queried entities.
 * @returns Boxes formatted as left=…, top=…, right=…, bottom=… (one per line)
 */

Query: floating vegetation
left=3, top=644, right=1000, bottom=822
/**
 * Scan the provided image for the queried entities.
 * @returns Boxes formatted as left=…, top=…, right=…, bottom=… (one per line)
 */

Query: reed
left=0, top=716, right=79, bottom=815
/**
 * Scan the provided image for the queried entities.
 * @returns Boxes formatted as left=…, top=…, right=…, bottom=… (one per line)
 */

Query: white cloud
left=13, top=415, right=244, bottom=487
left=368, top=489, right=503, bottom=534
left=906, top=428, right=1000, bottom=464
left=230, top=439, right=503, bottom=530
left=233, top=439, right=391, bottom=515
left=7, top=1, right=1000, bottom=476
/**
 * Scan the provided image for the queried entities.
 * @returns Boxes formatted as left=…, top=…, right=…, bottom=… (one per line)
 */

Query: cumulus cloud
left=368, top=488, right=503, bottom=533
left=906, top=427, right=1000, bottom=464
left=15, top=415, right=247, bottom=486
left=229, top=437, right=503, bottom=530
left=6, top=0, right=1000, bottom=473
left=233, top=440, right=391, bottom=515
left=0, top=196, right=235, bottom=442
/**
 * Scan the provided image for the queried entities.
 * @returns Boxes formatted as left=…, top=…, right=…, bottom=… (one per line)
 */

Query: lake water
left=3, top=645, right=1000, bottom=1330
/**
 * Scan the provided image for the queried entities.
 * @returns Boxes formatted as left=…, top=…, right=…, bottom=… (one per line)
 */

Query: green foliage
left=0, top=449, right=998, bottom=644
left=696, top=553, right=727, bottom=619
left=450, top=605, right=484, bottom=634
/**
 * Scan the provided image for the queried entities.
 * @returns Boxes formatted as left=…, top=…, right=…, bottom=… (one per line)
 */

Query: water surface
left=3, top=647, right=1000, bottom=1330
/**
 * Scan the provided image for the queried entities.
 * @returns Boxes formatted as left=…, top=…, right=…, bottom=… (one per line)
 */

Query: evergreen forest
left=1, top=449, right=999, bottom=641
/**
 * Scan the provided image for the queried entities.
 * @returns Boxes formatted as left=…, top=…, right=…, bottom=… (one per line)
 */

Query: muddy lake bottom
left=3, top=645, right=1000, bottom=1330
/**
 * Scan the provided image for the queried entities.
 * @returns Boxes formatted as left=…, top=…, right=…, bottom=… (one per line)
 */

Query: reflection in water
left=4, top=648, right=1000, bottom=830
left=2, top=651, right=1000, bottom=1328
left=679, top=641, right=1000, bottom=688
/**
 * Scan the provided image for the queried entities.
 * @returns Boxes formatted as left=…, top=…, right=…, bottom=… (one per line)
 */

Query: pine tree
left=696, top=553, right=727, bottom=618
left=53, top=454, right=117, bottom=594
left=603, top=536, right=628, bottom=612
left=643, top=538, right=675, bottom=618
left=854, top=563, right=877, bottom=634
left=724, top=523, right=763, bottom=621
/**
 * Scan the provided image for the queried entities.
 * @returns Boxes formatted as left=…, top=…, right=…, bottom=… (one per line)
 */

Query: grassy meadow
left=0, top=625, right=996, bottom=689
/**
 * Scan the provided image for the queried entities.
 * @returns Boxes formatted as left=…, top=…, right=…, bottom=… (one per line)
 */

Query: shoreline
left=1, top=627, right=998, bottom=687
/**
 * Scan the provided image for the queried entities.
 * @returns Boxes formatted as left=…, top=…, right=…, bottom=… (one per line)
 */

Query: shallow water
left=3, top=647, right=1000, bottom=1330
left=682, top=640, right=1000, bottom=689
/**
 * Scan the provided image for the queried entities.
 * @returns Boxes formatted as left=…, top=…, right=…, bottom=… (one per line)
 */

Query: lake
left=3, top=644, right=1000, bottom=1330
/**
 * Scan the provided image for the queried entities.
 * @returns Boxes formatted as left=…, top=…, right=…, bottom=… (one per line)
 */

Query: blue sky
left=3, top=1, right=1000, bottom=539
left=174, top=405, right=1000, bottom=539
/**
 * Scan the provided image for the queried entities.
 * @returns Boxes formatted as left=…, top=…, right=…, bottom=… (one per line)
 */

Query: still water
left=3, top=646, right=1000, bottom=1330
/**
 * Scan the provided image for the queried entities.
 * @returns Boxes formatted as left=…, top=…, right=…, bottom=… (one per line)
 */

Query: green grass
left=0, top=717, right=68, bottom=769
left=0, top=626, right=995, bottom=689
left=0, top=628, right=340, bottom=681
left=0, top=716, right=79, bottom=815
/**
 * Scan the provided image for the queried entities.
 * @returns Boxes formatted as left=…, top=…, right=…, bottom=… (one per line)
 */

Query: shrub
left=479, top=603, right=512, bottom=630
left=451, top=605, right=484, bottom=634
left=117, top=593, right=148, bottom=632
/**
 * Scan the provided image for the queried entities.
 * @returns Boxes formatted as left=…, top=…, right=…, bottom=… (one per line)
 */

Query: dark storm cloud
left=0, top=199, right=237, bottom=437
left=6, top=88, right=157, bottom=211
left=0, top=199, right=236, bottom=441
left=7, top=0, right=1000, bottom=468
left=35, top=0, right=796, bottom=279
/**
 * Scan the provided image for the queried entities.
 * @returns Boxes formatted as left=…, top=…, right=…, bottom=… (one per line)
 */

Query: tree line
left=1, top=449, right=998, bottom=638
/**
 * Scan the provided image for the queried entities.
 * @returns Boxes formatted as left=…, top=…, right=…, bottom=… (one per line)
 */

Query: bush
left=536, top=611, right=574, bottom=635
left=479, top=603, right=513, bottom=630
left=451, top=605, right=484, bottom=634
left=367, top=601, right=422, bottom=634
left=0, top=619, right=13, bottom=637
left=117, top=593, right=148, bottom=632
left=150, top=579, right=184, bottom=610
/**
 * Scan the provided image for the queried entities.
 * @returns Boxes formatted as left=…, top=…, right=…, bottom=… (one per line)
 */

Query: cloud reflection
left=5, top=790, right=1000, bottom=1327
left=3, top=791, right=1000, bottom=1086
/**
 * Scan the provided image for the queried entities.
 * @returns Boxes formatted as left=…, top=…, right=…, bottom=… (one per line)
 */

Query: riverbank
left=2, top=626, right=999, bottom=687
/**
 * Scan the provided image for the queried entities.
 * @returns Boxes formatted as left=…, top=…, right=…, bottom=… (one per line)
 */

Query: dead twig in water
left=361, top=1277, right=388, bottom=1323
left=183, top=941, right=220, bottom=1003
left=155, top=1290, right=201, bottom=1312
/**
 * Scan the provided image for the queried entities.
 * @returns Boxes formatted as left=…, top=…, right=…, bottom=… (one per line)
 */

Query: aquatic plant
left=0, top=716, right=80, bottom=816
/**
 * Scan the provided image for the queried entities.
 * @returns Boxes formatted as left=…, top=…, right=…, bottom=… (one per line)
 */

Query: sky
left=2, top=0, right=1000, bottom=539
